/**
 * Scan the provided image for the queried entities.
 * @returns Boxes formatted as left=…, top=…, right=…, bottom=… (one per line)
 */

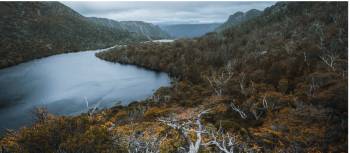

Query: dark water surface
left=0, top=47, right=170, bottom=134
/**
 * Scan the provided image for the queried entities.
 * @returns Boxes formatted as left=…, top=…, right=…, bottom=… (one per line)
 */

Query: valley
left=0, top=45, right=170, bottom=135
left=0, top=2, right=169, bottom=69
left=0, top=1, right=348, bottom=153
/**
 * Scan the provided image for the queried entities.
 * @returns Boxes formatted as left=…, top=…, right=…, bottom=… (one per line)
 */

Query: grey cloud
left=61, top=1, right=276, bottom=24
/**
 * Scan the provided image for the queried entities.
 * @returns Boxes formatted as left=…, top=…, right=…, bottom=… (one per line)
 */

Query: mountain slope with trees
left=89, top=17, right=170, bottom=40
left=119, top=21, right=170, bottom=40
left=1, top=2, right=347, bottom=153
left=96, top=2, right=348, bottom=152
left=0, top=2, right=169, bottom=69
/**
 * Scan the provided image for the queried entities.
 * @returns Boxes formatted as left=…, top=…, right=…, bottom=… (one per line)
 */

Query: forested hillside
left=215, top=9, right=262, bottom=32
left=0, top=2, right=166, bottom=69
left=119, top=21, right=170, bottom=40
left=97, top=2, right=348, bottom=152
left=1, top=2, right=347, bottom=153
left=89, top=18, right=170, bottom=40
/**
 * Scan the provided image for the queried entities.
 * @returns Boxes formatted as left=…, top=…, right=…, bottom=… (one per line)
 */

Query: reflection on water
left=0, top=48, right=170, bottom=134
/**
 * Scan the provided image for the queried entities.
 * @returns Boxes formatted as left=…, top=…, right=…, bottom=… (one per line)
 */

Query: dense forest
left=0, top=2, right=168, bottom=69
left=1, top=2, right=348, bottom=153
left=88, top=18, right=170, bottom=40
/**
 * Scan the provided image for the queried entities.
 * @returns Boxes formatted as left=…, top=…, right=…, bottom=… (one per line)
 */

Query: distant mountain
left=215, top=9, right=262, bottom=31
left=160, top=23, right=221, bottom=38
left=87, top=17, right=124, bottom=30
left=120, top=21, right=170, bottom=40
left=88, top=18, right=170, bottom=40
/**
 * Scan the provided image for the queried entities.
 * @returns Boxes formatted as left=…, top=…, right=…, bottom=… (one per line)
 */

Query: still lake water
left=0, top=47, right=170, bottom=134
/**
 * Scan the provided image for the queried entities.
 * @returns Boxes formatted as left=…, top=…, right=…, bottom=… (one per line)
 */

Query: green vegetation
left=0, top=2, right=169, bottom=69
left=88, top=18, right=170, bottom=40
left=0, top=2, right=347, bottom=153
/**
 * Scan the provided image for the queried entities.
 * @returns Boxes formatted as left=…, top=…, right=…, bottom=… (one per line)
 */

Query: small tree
left=128, top=131, right=166, bottom=153
left=250, top=103, right=264, bottom=121
left=204, top=122, right=258, bottom=153
left=204, top=129, right=238, bottom=153
left=238, top=72, right=247, bottom=95
left=230, top=100, right=247, bottom=119
left=84, top=96, right=103, bottom=116
left=206, top=64, right=234, bottom=96
left=319, top=53, right=339, bottom=72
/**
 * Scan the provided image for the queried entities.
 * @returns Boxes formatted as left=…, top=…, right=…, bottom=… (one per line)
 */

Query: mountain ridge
left=88, top=17, right=170, bottom=40
left=215, top=9, right=262, bottom=32
left=0, top=1, right=347, bottom=153
left=160, top=23, right=221, bottom=38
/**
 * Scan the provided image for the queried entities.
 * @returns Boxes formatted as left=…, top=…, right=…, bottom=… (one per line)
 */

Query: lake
left=0, top=47, right=170, bottom=134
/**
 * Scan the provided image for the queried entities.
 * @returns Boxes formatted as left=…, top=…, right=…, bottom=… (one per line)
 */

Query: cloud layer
left=61, top=1, right=276, bottom=24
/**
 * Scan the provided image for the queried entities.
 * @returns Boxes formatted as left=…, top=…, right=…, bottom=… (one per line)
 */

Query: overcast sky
left=61, top=1, right=276, bottom=25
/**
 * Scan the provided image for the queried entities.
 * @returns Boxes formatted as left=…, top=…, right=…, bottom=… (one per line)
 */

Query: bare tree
left=250, top=103, right=264, bottom=121
left=84, top=96, right=103, bottom=116
left=319, top=53, right=339, bottom=72
left=262, top=95, right=268, bottom=109
left=128, top=131, right=166, bottom=153
left=54, top=148, right=68, bottom=153
left=261, top=95, right=275, bottom=112
left=238, top=72, right=247, bottom=95
left=204, top=129, right=238, bottom=153
left=230, top=100, right=247, bottom=119
left=206, top=63, right=234, bottom=96
left=158, top=110, right=210, bottom=153
left=203, top=122, right=257, bottom=153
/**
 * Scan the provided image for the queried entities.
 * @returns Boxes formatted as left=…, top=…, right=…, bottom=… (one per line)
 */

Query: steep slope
left=119, top=21, right=170, bottom=40
left=87, top=17, right=124, bottom=30
left=88, top=17, right=170, bottom=40
left=0, top=2, right=144, bottom=68
left=215, top=9, right=262, bottom=31
left=160, top=23, right=221, bottom=38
